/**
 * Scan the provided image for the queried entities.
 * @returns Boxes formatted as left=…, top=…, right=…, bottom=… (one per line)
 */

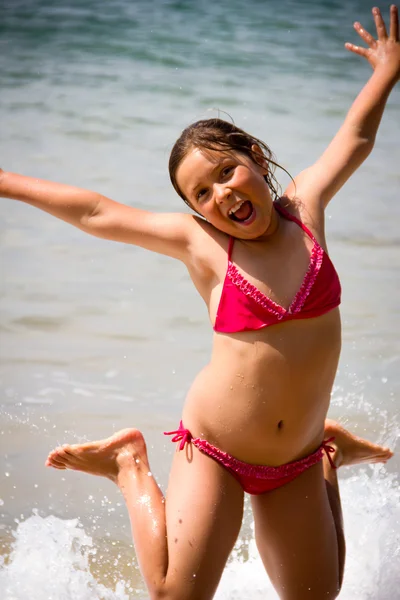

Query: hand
left=345, top=5, right=400, bottom=81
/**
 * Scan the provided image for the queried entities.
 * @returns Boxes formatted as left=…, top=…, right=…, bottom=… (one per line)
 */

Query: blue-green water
left=0, top=1, right=399, bottom=598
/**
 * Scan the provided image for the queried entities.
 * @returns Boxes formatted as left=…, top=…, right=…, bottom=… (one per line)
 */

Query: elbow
left=354, top=137, right=374, bottom=163
left=80, top=196, right=103, bottom=232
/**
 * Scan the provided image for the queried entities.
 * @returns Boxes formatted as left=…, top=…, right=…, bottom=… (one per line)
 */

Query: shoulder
left=188, top=215, right=231, bottom=271
left=277, top=195, right=328, bottom=251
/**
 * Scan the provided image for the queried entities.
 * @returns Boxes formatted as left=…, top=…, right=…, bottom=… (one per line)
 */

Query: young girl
left=1, top=6, right=398, bottom=599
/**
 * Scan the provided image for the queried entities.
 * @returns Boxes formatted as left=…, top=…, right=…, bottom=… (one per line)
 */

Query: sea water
left=0, top=0, right=399, bottom=598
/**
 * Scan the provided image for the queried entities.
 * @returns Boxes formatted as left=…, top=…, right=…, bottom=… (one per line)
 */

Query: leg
left=251, top=461, right=340, bottom=600
left=250, top=422, right=393, bottom=600
left=323, top=418, right=393, bottom=590
left=323, top=456, right=346, bottom=590
left=46, top=429, right=244, bottom=599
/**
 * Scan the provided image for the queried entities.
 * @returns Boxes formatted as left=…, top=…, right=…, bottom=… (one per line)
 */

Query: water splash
left=0, top=513, right=130, bottom=600
left=1, top=465, right=399, bottom=599
left=216, top=467, right=400, bottom=599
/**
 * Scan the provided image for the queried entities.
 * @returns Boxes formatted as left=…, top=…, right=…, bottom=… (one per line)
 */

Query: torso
left=182, top=199, right=342, bottom=466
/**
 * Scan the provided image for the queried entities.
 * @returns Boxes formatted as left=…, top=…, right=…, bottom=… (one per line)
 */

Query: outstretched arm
left=0, top=170, right=197, bottom=260
left=287, top=5, right=400, bottom=209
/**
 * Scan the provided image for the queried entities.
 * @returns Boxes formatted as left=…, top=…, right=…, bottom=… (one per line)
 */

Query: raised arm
left=287, top=5, right=400, bottom=210
left=0, top=169, right=197, bottom=261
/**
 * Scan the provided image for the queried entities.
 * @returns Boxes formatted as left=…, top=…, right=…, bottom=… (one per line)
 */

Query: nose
left=214, top=183, right=231, bottom=205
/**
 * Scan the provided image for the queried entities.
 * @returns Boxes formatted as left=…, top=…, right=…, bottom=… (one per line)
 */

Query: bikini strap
left=164, top=420, right=192, bottom=451
left=227, top=236, right=235, bottom=261
left=274, top=202, right=317, bottom=243
left=322, top=437, right=337, bottom=470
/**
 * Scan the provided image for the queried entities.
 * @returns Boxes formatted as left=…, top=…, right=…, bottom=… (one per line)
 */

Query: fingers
left=353, top=21, right=377, bottom=48
left=372, top=6, right=388, bottom=40
left=390, top=4, right=399, bottom=40
left=345, top=6, right=399, bottom=58
left=344, top=42, right=369, bottom=58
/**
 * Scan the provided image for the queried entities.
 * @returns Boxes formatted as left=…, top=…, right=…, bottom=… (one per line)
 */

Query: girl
left=1, top=6, right=398, bottom=599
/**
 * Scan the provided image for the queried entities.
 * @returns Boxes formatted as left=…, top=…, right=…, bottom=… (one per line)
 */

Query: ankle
left=116, top=454, right=150, bottom=482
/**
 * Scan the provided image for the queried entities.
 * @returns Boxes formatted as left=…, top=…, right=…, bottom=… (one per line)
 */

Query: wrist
left=372, top=64, right=399, bottom=86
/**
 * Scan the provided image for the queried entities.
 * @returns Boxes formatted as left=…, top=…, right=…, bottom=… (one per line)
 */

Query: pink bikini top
left=213, top=203, right=341, bottom=333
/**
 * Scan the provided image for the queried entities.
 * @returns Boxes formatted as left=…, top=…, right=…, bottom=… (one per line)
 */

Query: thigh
left=165, top=443, right=244, bottom=599
left=251, top=461, right=340, bottom=600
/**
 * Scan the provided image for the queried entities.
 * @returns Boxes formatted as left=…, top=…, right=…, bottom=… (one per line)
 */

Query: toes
left=62, top=448, right=76, bottom=457
left=46, top=446, right=71, bottom=468
left=46, top=457, right=67, bottom=469
left=46, top=456, right=67, bottom=469
left=47, top=463, right=66, bottom=470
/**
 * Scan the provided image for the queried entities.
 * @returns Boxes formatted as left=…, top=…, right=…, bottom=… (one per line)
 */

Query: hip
left=181, top=369, right=331, bottom=466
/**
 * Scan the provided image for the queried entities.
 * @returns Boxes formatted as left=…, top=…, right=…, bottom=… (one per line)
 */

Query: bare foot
left=324, top=419, right=393, bottom=468
left=45, top=428, right=149, bottom=483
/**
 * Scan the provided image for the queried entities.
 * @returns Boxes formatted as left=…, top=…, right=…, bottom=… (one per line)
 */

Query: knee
left=280, top=580, right=341, bottom=600
left=149, top=584, right=203, bottom=600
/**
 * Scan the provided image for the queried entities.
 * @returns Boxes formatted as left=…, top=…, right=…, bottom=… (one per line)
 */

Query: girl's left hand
left=345, top=5, right=400, bottom=81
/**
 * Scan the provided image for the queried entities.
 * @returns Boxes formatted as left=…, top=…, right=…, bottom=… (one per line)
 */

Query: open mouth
left=228, top=200, right=254, bottom=223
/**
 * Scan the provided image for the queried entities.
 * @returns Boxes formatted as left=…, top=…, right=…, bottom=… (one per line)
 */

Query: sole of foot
left=45, top=428, right=148, bottom=482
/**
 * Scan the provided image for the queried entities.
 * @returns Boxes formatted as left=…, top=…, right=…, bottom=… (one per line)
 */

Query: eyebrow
left=191, top=159, right=230, bottom=196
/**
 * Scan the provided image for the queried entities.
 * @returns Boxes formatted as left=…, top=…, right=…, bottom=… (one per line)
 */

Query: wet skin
left=174, top=147, right=342, bottom=465
left=42, top=7, right=399, bottom=596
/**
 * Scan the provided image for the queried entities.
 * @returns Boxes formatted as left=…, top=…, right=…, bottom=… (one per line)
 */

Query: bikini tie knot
left=164, top=420, right=192, bottom=451
left=322, top=436, right=337, bottom=469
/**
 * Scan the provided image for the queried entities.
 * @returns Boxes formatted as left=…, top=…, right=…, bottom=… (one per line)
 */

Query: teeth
left=228, top=200, right=245, bottom=216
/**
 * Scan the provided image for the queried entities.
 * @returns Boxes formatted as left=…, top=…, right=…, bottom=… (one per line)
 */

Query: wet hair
left=169, top=118, right=292, bottom=211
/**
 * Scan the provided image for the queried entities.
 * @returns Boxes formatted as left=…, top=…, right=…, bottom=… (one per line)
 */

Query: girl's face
left=175, top=146, right=277, bottom=240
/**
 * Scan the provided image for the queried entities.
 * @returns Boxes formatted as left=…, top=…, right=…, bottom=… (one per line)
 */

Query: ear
left=251, top=144, right=268, bottom=172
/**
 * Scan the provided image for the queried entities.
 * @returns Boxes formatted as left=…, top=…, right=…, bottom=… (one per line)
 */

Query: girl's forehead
left=186, top=146, right=231, bottom=164
left=176, top=147, right=227, bottom=188
left=180, top=147, right=241, bottom=176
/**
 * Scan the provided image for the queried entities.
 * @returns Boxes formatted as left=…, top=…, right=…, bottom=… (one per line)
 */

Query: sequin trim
left=289, top=243, right=324, bottom=313
left=192, top=438, right=325, bottom=479
left=227, top=263, right=285, bottom=319
left=164, top=422, right=337, bottom=478
left=226, top=240, right=324, bottom=317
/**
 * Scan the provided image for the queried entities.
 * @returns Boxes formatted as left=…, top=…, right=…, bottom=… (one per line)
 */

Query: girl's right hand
left=345, top=5, right=400, bottom=82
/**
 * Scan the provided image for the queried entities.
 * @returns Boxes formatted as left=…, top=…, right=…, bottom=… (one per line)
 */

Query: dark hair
left=169, top=118, right=292, bottom=211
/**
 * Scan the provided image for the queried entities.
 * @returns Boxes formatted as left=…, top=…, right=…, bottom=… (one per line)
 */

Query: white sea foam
left=217, top=468, right=400, bottom=599
left=0, top=513, right=130, bottom=600
left=1, top=468, right=398, bottom=600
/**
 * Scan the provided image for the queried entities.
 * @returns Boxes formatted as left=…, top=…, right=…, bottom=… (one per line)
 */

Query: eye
left=197, top=188, right=208, bottom=201
left=221, top=165, right=234, bottom=178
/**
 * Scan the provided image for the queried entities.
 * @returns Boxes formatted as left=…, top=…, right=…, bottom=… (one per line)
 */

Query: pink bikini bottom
left=165, top=421, right=336, bottom=495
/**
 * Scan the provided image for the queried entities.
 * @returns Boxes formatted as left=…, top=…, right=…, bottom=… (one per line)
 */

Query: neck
left=256, top=202, right=281, bottom=242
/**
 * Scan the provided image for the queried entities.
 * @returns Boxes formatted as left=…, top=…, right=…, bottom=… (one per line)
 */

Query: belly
left=182, top=310, right=341, bottom=465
